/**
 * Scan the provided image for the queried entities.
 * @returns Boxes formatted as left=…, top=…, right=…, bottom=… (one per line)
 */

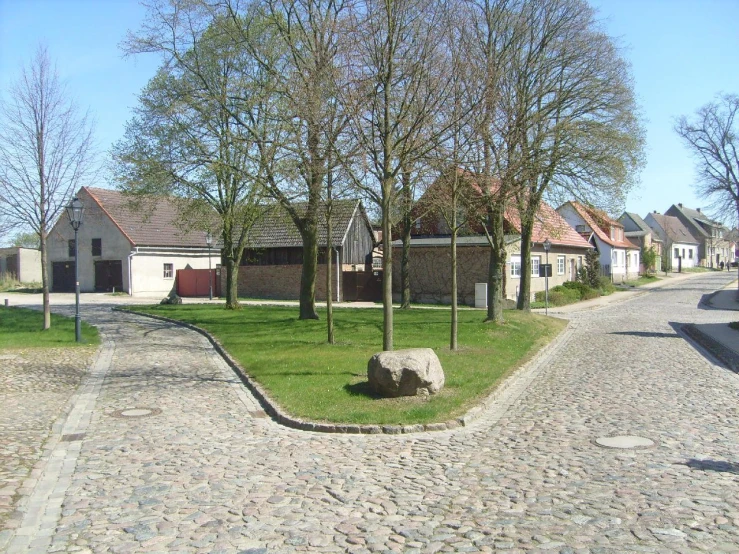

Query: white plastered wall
left=128, top=250, right=220, bottom=296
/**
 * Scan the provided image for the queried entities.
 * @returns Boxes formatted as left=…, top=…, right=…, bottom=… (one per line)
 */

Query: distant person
left=720, top=261, right=724, bottom=270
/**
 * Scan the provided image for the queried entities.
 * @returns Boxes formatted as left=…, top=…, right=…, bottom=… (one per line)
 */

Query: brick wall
left=223, top=264, right=342, bottom=301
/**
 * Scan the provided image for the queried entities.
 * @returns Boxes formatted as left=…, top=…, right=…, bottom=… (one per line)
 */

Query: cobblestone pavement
left=0, top=347, right=97, bottom=532
left=5, top=272, right=739, bottom=553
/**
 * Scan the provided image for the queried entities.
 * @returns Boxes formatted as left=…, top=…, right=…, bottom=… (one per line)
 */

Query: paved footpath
left=3, top=272, right=739, bottom=553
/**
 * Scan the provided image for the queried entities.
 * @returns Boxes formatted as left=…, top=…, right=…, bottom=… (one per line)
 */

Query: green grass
left=128, top=304, right=566, bottom=425
left=0, top=272, right=42, bottom=293
left=621, top=275, right=661, bottom=287
left=0, top=306, right=100, bottom=348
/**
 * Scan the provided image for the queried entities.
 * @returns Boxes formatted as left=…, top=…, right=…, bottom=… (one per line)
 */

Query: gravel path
left=3, top=271, right=739, bottom=553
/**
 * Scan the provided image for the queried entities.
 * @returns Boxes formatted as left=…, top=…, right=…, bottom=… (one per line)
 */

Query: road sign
left=539, top=264, right=552, bottom=278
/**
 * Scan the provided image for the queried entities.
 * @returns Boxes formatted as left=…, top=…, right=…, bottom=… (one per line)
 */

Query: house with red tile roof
left=557, top=201, right=640, bottom=283
left=390, top=171, right=593, bottom=305
left=46, top=187, right=220, bottom=296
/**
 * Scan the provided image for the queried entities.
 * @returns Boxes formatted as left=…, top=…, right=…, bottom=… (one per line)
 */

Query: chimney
left=678, top=203, right=683, bottom=208
left=696, top=208, right=701, bottom=213
left=653, top=210, right=657, bottom=213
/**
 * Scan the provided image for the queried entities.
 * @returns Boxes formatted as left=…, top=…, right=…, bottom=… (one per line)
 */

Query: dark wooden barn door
left=52, top=262, right=75, bottom=292
left=94, top=260, right=123, bottom=292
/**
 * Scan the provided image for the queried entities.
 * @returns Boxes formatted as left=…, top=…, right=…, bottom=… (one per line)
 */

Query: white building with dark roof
left=665, top=203, right=733, bottom=267
left=644, top=212, right=700, bottom=271
left=47, top=187, right=219, bottom=296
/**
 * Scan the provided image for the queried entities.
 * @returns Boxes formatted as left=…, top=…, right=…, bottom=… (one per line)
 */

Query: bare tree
left=0, top=46, right=96, bottom=329
left=342, top=0, right=451, bottom=351
left=675, top=93, right=739, bottom=229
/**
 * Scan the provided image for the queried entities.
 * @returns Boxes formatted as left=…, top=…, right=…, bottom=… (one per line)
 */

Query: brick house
left=392, top=171, right=593, bottom=305
left=557, top=201, right=640, bottom=283
left=233, top=199, right=378, bottom=301
left=47, top=187, right=219, bottom=295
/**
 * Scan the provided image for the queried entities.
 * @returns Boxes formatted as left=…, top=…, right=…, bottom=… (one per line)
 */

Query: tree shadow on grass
left=679, top=459, right=739, bottom=474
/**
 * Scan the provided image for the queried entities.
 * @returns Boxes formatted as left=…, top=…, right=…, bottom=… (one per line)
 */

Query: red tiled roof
left=421, top=171, right=592, bottom=250
left=83, top=187, right=214, bottom=248
left=565, top=201, right=638, bottom=250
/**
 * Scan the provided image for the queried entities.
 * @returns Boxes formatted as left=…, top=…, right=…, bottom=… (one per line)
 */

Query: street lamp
left=65, top=197, right=84, bottom=342
left=205, top=231, right=213, bottom=300
left=543, top=238, right=551, bottom=316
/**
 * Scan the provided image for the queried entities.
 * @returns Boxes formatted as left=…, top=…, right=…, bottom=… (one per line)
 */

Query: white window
left=612, top=250, right=618, bottom=266
left=510, top=256, right=521, bottom=278
left=557, top=255, right=565, bottom=275
left=531, top=256, right=540, bottom=277
left=578, top=256, right=583, bottom=269
left=163, top=263, right=174, bottom=279
left=674, top=247, right=679, bottom=258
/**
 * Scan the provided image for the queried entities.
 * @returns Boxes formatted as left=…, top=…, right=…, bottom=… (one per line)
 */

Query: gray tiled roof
left=85, top=187, right=368, bottom=249
left=245, top=199, right=369, bottom=248
left=623, top=212, right=651, bottom=233
left=648, top=213, right=700, bottom=244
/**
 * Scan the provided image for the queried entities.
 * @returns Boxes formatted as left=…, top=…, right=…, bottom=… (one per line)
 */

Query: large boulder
left=367, top=348, right=445, bottom=398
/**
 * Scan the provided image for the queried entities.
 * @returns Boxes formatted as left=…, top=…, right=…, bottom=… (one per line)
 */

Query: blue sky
left=1, top=0, right=739, bottom=225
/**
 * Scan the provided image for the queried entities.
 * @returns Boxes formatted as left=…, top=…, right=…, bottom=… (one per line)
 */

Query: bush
left=534, top=285, right=580, bottom=306
left=598, top=276, right=616, bottom=295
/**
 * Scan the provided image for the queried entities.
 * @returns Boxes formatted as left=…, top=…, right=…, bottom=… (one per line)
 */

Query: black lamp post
left=66, top=197, right=84, bottom=342
left=205, top=231, right=213, bottom=300
left=543, top=238, right=551, bottom=316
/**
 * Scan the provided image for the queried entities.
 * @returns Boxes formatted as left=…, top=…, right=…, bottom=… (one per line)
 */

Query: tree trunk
left=450, top=226, right=458, bottom=351
left=400, top=169, right=412, bottom=309
left=326, top=218, right=334, bottom=344
left=299, top=222, right=320, bottom=320
left=517, top=218, right=534, bottom=311
left=485, top=206, right=506, bottom=324
left=40, top=230, right=51, bottom=330
left=224, top=255, right=240, bottom=310
left=382, top=197, right=393, bottom=351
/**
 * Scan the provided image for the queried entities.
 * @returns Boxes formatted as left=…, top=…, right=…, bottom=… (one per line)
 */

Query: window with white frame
left=612, top=250, right=618, bottom=266
left=163, top=263, right=174, bottom=279
left=510, top=256, right=521, bottom=278
left=557, top=255, right=565, bottom=275
left=531, top=256, right=540, bottom=277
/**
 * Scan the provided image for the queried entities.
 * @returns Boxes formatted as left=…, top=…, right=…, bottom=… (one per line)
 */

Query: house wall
left=390, top=244, right=590, bottom=305
left=129, top=250, right=219, bottom=296
left=47, top=188, right=134, bottom=292
left=229, top=263, right=346, bottom=301
left=667, top=242, right=698, bottom=270
left=343, top=214, right=375, bottom=265
left=0, top=247, right=41, bottom=282
left=664, top=206, right=708, bottom=263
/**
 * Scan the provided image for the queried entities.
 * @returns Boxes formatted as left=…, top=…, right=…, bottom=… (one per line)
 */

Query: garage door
left=52, top=262, right=75, bottom=292
left=94, top=260, right=123, bottom=292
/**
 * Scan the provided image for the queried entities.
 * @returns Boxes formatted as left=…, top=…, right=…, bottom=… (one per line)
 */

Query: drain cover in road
left=595, top=435, right=654, bottom=449
left=111, top=407, right=162, bottom=418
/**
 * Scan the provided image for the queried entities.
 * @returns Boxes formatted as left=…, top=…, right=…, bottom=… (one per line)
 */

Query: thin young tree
left=342, top=0, right=452, bottom=350
left=0, top=46, right=96, bottom=329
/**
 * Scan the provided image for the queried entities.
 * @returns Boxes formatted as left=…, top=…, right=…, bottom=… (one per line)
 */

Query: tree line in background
left=1, top=0, right=653, bottom=346
left=111, top=0, right=644, bottom=351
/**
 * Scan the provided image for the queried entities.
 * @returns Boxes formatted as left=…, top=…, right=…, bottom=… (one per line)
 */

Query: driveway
left=3, top=272, right=739, bottom=553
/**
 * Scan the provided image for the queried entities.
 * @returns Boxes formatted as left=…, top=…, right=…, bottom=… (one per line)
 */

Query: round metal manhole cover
left=110, top=407, right=162, bottom=418
left=595, top=435, right=654, bottom=449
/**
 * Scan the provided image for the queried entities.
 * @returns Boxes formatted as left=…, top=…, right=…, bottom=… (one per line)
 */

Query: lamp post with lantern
left=65, top=197, right=85, bottom=342
left=543, top=238, right=551, bottom=316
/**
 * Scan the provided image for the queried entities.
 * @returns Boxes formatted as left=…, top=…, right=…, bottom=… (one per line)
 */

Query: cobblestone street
left=2, top=272, right=739, bottom=553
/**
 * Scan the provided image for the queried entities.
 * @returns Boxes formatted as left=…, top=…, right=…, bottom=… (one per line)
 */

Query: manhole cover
left=110, top=407, right=162, bottom=418
left=595, top=435, right=654, bottom=449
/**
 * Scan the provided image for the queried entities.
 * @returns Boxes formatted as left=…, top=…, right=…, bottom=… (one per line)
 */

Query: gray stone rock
left=367, top=348, right=444, bottom=397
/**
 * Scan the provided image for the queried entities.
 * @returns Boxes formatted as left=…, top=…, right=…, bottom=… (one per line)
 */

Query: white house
left=644, top=212, right=700, bottom=271
left=47, top=187, right=220, bottom=296
left=557, top=201, right=640, bottom=282
left=0, top=247, right=42, bottom=283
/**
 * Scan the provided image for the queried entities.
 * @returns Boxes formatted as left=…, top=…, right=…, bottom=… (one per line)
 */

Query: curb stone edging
left=113, top=306, right=571, bottom=435
left=681, top=324, right=739, bottom=374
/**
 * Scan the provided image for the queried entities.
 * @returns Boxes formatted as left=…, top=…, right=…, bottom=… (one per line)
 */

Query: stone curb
left=113, top=306, right=571, bottom=435
left=681, top=324, right=739, bottom=374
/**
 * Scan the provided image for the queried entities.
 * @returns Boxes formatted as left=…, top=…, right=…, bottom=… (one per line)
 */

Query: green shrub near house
left=534, top=280, right=601, bottom=306
left=127, top=304, right=566, bottom=425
